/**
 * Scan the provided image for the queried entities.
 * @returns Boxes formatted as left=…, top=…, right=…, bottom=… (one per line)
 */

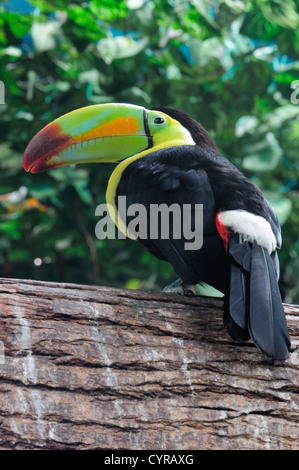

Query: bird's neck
left=106, top=139, right=195, bottom=238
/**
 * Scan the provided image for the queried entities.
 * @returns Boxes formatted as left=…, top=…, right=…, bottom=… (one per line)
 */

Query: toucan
left=23, top=103, right=291, bottom=361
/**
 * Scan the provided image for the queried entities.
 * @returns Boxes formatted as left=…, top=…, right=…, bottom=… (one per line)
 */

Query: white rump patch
left=218, top=210, right=277, bottom=254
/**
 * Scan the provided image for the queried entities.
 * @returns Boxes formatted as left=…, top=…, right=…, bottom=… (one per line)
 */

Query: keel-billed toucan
left=23, top=103, right=291, bottom=361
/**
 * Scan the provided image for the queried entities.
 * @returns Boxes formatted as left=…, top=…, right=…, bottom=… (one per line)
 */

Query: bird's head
left=23, top=103, right=217, bottom=174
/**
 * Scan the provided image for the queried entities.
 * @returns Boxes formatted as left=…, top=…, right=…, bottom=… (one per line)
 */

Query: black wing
left=116, top=148, right=226, bottom=291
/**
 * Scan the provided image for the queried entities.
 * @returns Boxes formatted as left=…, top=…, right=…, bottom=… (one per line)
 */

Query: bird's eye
left=154, top=117, right=165, bottom=125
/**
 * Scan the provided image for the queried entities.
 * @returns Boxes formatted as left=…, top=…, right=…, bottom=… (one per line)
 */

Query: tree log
left=0, top=277, right=298, bottom=450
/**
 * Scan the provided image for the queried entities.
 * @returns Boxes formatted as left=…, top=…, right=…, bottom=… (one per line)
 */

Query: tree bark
left=0, top=277, right=298, bottom=450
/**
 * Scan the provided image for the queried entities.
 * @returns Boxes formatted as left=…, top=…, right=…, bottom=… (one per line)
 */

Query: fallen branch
left=0, top=277, right=298, bottom=450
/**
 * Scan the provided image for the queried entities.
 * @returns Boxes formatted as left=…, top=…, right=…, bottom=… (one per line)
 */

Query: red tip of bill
left=23, top=122, right=72, bottom=173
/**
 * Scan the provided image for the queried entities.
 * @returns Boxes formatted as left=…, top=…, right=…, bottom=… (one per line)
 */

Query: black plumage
left=116, top=119, right=290, bottom=361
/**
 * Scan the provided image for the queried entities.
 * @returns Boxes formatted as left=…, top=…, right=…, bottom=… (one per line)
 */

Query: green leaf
left=126, top=0, right=145, bottom=9
left=264, top=105, right=299, bottom=128
left=0, top=220, right=21, bottom=239
left=275, top=70, right=299, bottom=85
left=240, top=8, right=282, bottom=40
left=89, top=0, right=128, bottom=21
left=97, top=36, right=148, bottom=64
left=0, top=143, right=22, bottom=170
left=5, top=11, right=31, bottom=38
left=66, top=4, right=105, bottom=41
left=67, top=5, right=98, bottom=28
left=235, top=115, right=259, bottom=137
left=126, top=278, right=143, bottom=289
left=260, top=0, right=298, bottom=30
left=276, top=29, right=299, bottom=59
left=241, top=0, right=298, bottom=40
left=264, top=192, right=292, bottom=225
left=27, top=0, right=68, bottom=12
left=31, top=21, right=60, bottom=52
left=242, top=132, right=282, bottom=172
left=187, top=37, right=228, bottom=68
left=0, top=15, right=7, bottom=44
left=218, top=0, right=247, bottom=12
left=29, top=181, right=59, bottom=199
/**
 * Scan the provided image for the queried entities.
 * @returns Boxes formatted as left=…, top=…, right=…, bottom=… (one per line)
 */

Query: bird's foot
left=162, top=278, right=195, bottom=297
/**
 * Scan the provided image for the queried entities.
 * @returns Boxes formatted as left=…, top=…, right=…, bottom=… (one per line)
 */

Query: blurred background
left=0, top=0, right=298, bottom=303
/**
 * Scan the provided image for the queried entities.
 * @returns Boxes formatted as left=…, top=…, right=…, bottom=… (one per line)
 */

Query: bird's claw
left=163, top=279, right=195, bottom=297
left=183, top=289, right=195, bottom=297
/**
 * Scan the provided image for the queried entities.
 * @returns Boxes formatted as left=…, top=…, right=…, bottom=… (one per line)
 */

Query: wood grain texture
left=0, top=277, right=298, bottom=450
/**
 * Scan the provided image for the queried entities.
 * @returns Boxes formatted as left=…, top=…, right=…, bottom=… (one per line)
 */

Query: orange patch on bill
left=75, top=117, right=140, bottom=141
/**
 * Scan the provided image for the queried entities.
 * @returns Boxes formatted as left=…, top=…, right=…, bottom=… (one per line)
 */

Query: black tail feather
left=248, top=243, right=290, bottom=360
left=224, top=234, right=250, bottom=341
left=224, top=235, right=290, bottom=361
left=224, top=256, right=250, bottom=341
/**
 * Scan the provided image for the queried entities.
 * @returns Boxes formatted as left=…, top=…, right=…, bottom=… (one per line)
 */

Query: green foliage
left=0, top=0, right=298, bottom=302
